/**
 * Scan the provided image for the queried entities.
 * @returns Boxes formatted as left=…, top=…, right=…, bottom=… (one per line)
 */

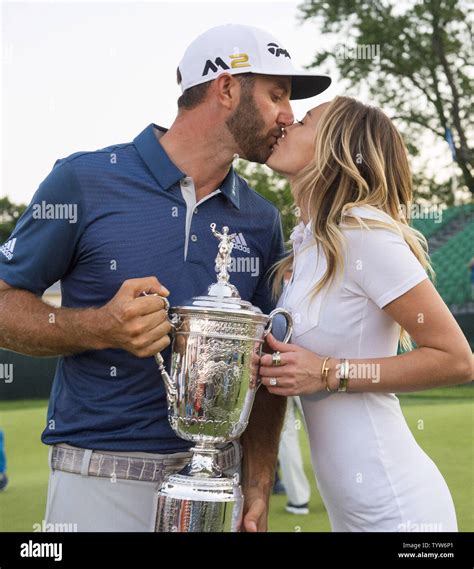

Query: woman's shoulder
left=342, top=204, right=398, bottom=226
left=340, top=205, right=404, bottom=241
left=340, top=205, right=414, bottom=268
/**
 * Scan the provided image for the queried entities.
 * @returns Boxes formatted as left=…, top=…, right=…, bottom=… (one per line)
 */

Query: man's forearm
left=240, top=386, right=287, bottom=493
left=0, top=289, right=106, bottom=357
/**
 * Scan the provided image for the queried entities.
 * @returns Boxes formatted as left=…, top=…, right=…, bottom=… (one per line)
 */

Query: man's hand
left=0, top=276, right=172, bottom=358
left=241, top=485, right=270, bottom=532
left=97, top=277, right=172, bottom=357
left=239, top=382, right=286, bottom=532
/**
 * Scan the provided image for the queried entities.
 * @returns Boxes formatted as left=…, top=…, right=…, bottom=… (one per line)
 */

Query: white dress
left=280, top=205, right=458, bottom=532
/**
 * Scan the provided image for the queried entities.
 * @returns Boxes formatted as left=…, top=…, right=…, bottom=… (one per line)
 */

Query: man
left=0, top=24, right=330, bottom=531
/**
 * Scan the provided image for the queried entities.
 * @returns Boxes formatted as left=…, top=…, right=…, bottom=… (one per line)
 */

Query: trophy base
left=155, top=473, right=244, bottom=532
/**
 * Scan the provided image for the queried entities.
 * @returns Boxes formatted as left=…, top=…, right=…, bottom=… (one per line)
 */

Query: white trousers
left=45, top=445, right=241, bottom=532
left=278, top=397, right=311, bottom=506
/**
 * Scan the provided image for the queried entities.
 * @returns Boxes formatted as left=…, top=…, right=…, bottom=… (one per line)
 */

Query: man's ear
left=214, top=73, right=239, bottom=111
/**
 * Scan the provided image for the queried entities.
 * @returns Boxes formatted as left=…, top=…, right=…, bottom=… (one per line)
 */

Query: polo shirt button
left=194, top=208, right=198, bottom=214
left=191, top=234, right=198, bottom=242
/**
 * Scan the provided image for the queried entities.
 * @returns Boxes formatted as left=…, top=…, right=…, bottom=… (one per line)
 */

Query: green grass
left=0, top=389, right=472, bottom=532
left=0, top=400, right=49, bottom=532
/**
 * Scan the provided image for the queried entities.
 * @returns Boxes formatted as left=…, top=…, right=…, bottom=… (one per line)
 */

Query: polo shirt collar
left=219, top=167, right=241, bottom=210
left=133, top=123, right=241, bottom=209
left=133, top=124, right=183, bottom=190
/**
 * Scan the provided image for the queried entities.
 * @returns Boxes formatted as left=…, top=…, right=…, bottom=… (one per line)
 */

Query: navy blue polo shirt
left=0, top=124, right=285, bottom=453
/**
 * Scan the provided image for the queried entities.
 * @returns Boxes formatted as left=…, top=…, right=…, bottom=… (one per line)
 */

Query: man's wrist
left=242, top=476, right=273, bottom=491
left=57, top=306, right=111, bottom=352
left=83, top=306, right=112, bottom=350
left=241, top=460, right=277, bottom=496
left=241, top=477, right=273, bottom=504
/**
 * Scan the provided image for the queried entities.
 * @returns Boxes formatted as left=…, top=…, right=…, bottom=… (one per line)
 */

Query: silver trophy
left=154, top=223, right=292, bottom=532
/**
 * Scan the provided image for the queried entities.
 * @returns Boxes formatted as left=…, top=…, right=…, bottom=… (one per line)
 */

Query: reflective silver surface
left=155, top=224, right=292, bottom=532
left=156, top=474, right=244, bottom=532
left=168, top=311, right=265, bottom=443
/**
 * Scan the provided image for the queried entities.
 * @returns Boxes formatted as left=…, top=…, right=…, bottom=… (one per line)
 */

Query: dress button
left=191, top=234, right=198, bottom=242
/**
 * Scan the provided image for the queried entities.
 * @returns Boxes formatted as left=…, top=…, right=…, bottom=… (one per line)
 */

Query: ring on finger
left=141, top=291, right=170, bottom=312
left=269, top=377, right=278, bottom=387
left=272, top=351, right=282, bottom=366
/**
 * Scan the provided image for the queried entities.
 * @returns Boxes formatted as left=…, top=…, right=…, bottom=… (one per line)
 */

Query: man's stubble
left=225, top=87, right=272, bottom=164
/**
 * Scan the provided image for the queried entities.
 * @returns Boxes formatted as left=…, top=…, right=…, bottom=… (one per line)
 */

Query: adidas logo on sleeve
left=233, top=232, right=250, bottom=254
left=0, top=238, right=16, bottom=261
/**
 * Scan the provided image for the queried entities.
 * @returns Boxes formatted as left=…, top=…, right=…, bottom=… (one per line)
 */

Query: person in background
left=272, top=464, right=286, bottom=495
left=0, top=430, right=8, bottom=491
left=279, top=396, right=311, bottom=514
left=270, top=293, right=311, bottom=513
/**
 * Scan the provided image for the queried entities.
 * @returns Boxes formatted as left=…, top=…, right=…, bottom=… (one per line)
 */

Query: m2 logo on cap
left=202, top=53, right=251, bottom=76
left=267, top=43, right=291, bottom=59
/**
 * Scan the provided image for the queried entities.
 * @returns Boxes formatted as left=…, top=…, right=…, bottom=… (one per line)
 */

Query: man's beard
left=226, top=92, right=273, bottom=164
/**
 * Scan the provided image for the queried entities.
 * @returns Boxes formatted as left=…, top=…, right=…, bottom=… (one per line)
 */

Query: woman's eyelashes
left=296, top=118, right=305, bottom=125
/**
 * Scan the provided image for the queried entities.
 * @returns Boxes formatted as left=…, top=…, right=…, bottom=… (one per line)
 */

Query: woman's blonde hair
left=271, top=96, right=433, bottom=351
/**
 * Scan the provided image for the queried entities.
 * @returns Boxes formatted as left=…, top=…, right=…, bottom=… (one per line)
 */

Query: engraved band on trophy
left=154, top=224, right=293, bottom=532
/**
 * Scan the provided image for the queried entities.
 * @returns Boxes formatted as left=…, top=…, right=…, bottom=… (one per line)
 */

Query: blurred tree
left=235, top=161, right=298, bottom=242
left=0, top=197, right=26, bottom=243
left=299, top=0, right=473, bottom=195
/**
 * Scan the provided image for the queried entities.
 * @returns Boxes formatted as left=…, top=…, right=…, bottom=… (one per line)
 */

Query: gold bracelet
left=321, top=357, right=335, bottom=392
left=338, top=358, right=350, bottom=392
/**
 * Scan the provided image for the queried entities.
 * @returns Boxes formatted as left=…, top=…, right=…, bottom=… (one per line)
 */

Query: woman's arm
left=259, top=279, right=472, bottom=396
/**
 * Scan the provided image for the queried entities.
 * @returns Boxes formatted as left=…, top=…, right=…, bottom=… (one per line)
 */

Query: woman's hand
left=259, top=333, right=328, bottom=396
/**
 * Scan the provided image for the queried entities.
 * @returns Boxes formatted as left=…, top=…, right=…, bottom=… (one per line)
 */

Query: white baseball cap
left=178, top=24, right=331, bottom=100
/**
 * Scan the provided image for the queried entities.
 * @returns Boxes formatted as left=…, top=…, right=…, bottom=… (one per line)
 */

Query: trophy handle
left=140, top=291, right=178, bottom=406
left=154, top=353, right=177, bottom=406
left=264, top=308, right=293, bottom=343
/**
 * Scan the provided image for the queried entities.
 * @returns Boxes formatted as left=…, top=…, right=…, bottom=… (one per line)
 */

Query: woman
left=260, top=96, right=472, bottom=532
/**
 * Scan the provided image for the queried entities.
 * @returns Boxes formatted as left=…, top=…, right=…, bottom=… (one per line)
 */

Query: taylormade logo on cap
left=178, top=24, right=331, bottom=100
